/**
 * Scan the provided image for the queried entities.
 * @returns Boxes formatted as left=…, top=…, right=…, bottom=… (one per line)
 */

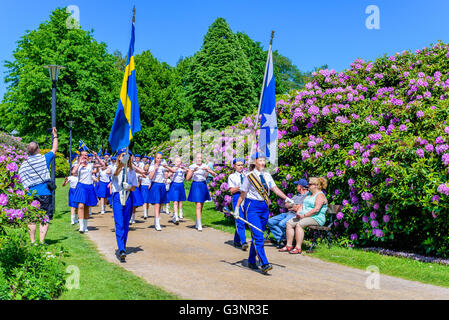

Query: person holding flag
left=108, top=6, right=141, bottom=261
left=232, top=32, right=293, bottom=274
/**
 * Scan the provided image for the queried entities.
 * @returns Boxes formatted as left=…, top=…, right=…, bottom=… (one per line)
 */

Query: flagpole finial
left=133, top=6, right=136, bottom=23
left=270, top=31, right=275, bottom=46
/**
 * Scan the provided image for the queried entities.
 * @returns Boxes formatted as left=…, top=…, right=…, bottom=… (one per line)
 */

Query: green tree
left=2, top=8, right=121, bottom=155
left=185, top=18, right=257, bottom=130
left=235, top=32, right=308, bottom=95
left=131, top=50, right=194, bottom=153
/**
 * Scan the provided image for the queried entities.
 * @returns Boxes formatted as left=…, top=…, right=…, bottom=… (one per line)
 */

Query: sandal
left=279, top=245, right=293, bottom=252
left=289, top=247, right=302, bottom=254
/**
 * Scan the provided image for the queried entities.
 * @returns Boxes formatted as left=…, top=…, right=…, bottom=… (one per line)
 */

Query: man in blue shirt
left=19, top=127, right=58, bottom=245
left=267, top=179, right=309, bottom=248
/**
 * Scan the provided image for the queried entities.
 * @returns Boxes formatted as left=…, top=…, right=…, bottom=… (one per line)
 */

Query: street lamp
left=44, top=64, right=65, bottom=215
left=67, top=120, right=74, bottom=174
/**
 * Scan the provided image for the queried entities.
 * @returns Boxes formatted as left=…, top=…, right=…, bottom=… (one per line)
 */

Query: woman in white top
left=164, top=156, right=187, bottom=224
left=96, top=163, right=112, bottom=215
left=139, top=163, right=152, bottom=219
left=71, top=150, right=105, bottom=233
left=148, top=152, right=168, bottom=231
left=186, top=153, right=218, bottom=231
left=62, top=171, right=79, bottom=225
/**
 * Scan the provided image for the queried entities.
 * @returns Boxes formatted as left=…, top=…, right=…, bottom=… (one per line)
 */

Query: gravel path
left=85, top=205, right=449, bottom=300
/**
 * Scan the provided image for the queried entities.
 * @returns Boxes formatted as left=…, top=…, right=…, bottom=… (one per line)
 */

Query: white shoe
left=100, top=211, right=105, bottom=215
left=84, top=220, right=88, bottom=233
left=197, top=224, right=202, bottom=232
left=155, top=218, right=161, bottom=231
left=78, top=219, right=85, bottom=233
left=179, top=212, right=184, bottom=220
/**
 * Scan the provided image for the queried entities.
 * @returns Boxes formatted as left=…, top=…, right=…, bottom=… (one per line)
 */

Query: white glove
left=285, top=197, right=294, bottom=205
left=233, top=207, right=240, bottom=219
left=121, top=154, right=130, bottom=164
left=122, top=182, right=132, bottom=191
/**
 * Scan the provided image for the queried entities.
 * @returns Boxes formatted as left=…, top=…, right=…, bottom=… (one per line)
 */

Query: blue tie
left=259, top=174, right=268, bottom=191
left=240, top=174, right=243, bottom=184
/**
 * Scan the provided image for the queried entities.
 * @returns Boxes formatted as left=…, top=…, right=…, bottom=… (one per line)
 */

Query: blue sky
left=2, top=0, right=449, bottom=100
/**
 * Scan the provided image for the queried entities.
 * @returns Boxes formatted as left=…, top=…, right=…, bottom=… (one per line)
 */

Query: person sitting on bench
left=280, top=177, right=328, bottom=255
left=266, top=179, right=310, bottom=248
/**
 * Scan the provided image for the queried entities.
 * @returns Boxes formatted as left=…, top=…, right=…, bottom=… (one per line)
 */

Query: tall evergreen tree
left=1, top=8, right=121, bottom=154
left=132, top=51, right=194, bottom=153
left=185, top=18, right=256, bottom=130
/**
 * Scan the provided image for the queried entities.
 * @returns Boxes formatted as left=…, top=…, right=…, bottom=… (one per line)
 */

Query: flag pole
left=248, top=31, right=274, bottom=166
left=124, top=5, right=135, bottom=194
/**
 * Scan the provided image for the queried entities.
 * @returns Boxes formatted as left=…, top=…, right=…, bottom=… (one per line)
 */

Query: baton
left=223, top=207, right=265, bottom=234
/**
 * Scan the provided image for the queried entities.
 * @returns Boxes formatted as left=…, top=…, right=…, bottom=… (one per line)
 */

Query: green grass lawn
left=182, top=182, right=449, bottom=289
left=47, top=178, right=179, bottom=300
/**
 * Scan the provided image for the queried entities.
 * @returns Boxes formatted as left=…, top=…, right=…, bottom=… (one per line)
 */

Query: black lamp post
left=44, top=64, right=65, bottom=214
left=67, top=120, right=74, bottom=173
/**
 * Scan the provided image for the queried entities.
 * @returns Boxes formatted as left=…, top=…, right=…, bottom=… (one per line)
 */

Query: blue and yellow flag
left=108, top=18, right=141, bottom=152
left=76, top=140, right=88, bottom=154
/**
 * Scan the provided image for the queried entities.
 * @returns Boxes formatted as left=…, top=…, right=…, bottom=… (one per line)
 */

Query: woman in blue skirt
left=62, top=171, right=79, bottom=225
left=164, top=157, right=186, bottom=225
left=72, top=151, right=105, bottom=233
left=129, top=154, right=145, bottom=225
left=96, top=163, right=111, bottom=215
left=148, top=152, right=168, bottom=231
left=186, top=153, right=218, bottom=231
left=139, top=163, right=152, bottom=220
left=110, top=149, right=138, bottom=262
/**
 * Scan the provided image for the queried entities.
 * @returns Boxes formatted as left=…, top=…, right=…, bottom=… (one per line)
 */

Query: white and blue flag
left=258, top=47, right=277, bottom=166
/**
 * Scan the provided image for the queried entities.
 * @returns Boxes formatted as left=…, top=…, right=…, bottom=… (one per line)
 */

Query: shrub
left=40, top=148, right=70, bottom=178
left=0, top=132, right=26, bottom=152
left=0, top=230, right=65, bottom=300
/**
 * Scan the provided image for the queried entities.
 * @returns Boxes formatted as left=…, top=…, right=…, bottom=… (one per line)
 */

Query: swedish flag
left=76, top=140, right=88, bottom=154
left=108, top=16, right=141, bottom=152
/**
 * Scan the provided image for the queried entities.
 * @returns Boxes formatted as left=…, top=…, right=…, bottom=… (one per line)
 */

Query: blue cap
left=111, top=156, right=117, bottom=161
left=104, top=153, right=110, bottom=156
left=118, top=148, right=132, bottom=156
left=294, top=179, right=309, bottom=187
left=135, top=154, right=141, bottom=158
left=232, top=158, right=245, bottom=165
left=251, top=152, right=266, bottom=160
left=143, top=155, right=148, bottom=159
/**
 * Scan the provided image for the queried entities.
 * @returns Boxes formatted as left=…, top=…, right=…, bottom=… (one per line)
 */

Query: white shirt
left=140, top=172, right=152, bottom=186
left=189, top=163, right=209, bottom=182
left=67, top=176, right=78, bottom=189
left=110, top=167, right=138, bottom=193
left=165, top=178, right=172, bottom=191
left=228, top=171, right=246, bottom=190
left=171, top=168, right=186, bottom=183
left=149, top=162, right=167, bottom=184
left=99, top=168, right=111, bottom=183
left=240, top=169, right=276, bottom=201
left=77, top=163, right=94, bottom=185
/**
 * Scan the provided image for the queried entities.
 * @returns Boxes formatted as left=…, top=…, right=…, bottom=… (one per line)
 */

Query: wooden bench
left=306, top=204, right=342, bottom=252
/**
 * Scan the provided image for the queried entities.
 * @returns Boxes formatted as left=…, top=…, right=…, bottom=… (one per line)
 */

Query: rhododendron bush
left=0, top=134, right=49, bottom=235
left=154, top=42, right=449, bottom=257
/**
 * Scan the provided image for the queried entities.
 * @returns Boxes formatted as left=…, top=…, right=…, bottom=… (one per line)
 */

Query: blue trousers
left=242, top=199, right=269, bottom=266
left=267, top=213, right=295, bottom=242
left=112, top=192, right=133, bottom=253
left=232, top=193, right=247, bottom=245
